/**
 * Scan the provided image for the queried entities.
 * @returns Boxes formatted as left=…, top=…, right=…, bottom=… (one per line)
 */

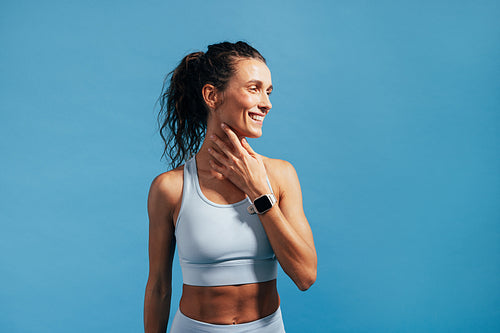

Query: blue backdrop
left=1, top=1, right=499, bottom=332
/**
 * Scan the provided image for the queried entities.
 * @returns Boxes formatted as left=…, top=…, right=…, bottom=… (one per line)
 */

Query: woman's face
left=212, top=58, right=273, bottom=138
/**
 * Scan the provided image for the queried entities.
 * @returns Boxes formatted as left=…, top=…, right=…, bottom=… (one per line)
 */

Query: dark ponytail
left=157, top=41, right=266, bottom=169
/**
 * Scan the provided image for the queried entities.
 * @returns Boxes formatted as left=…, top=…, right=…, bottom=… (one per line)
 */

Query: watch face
left=254, top=195, right=273, bottom=213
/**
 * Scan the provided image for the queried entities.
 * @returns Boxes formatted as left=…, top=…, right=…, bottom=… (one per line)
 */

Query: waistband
left=170, top=306, right=285, bottom=332
left=180, top=257, right=277, bottom=286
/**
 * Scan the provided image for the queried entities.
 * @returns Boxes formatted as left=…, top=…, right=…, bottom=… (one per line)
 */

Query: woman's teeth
left=250, top=114, right=264, bottom=121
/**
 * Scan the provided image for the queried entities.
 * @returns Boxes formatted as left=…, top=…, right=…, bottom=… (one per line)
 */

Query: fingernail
left=209, top=135, right=215, bottom=140
left=207, top=148, right=212, bottom=152
left=221, top=123, right=226, bottom=129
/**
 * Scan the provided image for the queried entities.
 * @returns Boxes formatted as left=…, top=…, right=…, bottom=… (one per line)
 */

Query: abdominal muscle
left=179, top=279, right=280, bottom=325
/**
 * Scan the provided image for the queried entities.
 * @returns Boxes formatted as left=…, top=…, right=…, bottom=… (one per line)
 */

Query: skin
left=144, top=58, right=317, bottom=332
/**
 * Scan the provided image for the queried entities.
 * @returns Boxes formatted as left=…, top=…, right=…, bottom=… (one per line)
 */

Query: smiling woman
left=144, top=41, right=317, bottom=333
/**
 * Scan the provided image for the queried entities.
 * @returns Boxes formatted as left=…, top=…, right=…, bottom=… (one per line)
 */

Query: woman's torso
left=171, top=155, right=280, bottom=324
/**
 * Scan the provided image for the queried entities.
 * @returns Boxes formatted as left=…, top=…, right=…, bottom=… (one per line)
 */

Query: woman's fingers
left=208, top=159, right=226, bottom=180
left=207, top=147, right=227, bottom=166
left=207, top=146, right=227, bottom=177
left=241, top=137, right=256, bottom=156
left=221, top=123, right=244, bottom=153
left=207, top=123, right=268, bottom=196
left=209, top=133, right=233, bottom=158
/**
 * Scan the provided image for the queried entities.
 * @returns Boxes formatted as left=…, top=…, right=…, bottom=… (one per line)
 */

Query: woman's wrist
left=247, top=180, right=272, bottom=202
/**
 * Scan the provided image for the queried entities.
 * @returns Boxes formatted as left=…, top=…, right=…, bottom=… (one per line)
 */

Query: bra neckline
left=191, top=156, right=250, bottom=208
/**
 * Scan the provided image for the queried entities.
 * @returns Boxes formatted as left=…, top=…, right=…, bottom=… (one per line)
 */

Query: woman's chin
left=231, top=126, right=262, bottom=139
left=241, top=129, right=262, bottom=139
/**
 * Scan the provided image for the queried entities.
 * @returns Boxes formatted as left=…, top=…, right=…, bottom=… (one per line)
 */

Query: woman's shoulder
left=149, top=164, right=185, bottom=206
left=262, top=156, right=299, bottom=195
left=262, top=156, right=297, bottom=175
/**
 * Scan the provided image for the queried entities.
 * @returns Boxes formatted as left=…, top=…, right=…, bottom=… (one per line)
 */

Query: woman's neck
left=196, top=124, right=243, bottom=174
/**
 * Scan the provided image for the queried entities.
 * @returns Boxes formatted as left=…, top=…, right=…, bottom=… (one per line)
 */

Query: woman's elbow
left=296, top=267, right=317, bottom=291
left=145, top=277, right=172, bottom=300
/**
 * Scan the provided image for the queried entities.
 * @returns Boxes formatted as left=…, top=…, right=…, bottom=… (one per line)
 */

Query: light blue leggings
left=170, top=306, right=286, bottom=332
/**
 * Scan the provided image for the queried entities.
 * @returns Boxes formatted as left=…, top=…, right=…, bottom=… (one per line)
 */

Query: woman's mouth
left=249, top=113, right=264, bottom=122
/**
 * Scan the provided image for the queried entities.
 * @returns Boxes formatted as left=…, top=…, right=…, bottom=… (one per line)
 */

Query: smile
left=249, top=113, right=265, bottom=121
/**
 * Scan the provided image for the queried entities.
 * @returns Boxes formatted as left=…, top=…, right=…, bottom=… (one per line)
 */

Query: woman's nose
left=259, top=92, right=272, bottom=112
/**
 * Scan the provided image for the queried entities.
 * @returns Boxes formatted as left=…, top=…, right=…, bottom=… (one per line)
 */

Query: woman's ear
left=202, top=84, right=219, bottom=110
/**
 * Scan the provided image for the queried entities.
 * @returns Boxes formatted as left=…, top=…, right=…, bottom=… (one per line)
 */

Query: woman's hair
left=157, top=41, right=266, bottom=169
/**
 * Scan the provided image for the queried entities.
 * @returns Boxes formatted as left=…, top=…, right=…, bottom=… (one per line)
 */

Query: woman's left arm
left=208, top=124, right=317, bottom=291
left=257, top=158, right=317, bottom=291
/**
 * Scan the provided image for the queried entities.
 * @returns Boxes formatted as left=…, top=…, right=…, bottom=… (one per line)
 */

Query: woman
left=144, top=41, right=317, bottom=332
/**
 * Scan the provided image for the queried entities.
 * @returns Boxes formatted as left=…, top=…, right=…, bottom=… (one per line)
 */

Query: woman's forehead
left=232, top=59, right=272, bottom=85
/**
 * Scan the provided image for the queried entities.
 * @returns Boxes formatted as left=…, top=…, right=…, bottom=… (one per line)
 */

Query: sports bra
left=174, top=156, right=277, bottom=286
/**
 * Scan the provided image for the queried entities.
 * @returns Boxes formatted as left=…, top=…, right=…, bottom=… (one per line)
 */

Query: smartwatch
left=247, top=193, right=277, bottom=215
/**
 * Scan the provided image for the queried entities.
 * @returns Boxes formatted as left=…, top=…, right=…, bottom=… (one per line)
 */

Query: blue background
left=1, top=1, right=499, bottom=332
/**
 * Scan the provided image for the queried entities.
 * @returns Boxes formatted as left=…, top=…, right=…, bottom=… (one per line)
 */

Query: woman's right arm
left=144, top=171, right=181, bottom=333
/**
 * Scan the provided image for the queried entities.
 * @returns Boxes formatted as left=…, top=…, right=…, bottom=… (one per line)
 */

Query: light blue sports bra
left=174, top=156, right=277, bottom=286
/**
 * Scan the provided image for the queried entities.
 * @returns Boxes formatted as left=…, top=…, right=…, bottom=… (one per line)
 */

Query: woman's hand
left=209, top=123, right=317, bottom=291
left=207, top=123, right=271, bottom=201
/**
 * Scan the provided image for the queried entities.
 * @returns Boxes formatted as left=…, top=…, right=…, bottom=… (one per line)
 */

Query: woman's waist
left=179, top=279, right=279, bottom=325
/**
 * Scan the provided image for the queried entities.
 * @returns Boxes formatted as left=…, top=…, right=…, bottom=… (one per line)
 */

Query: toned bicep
left=277, top=161, right=315, bottom=249
left=147, top=176, right=177, bottom=287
